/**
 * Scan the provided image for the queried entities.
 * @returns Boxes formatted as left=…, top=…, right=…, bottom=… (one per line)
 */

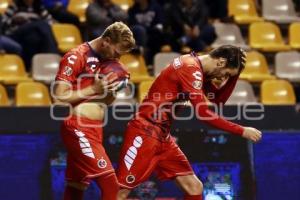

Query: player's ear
left=217, top=57, right=227, bottom=68
left=102, top=37, right=111, bottom=47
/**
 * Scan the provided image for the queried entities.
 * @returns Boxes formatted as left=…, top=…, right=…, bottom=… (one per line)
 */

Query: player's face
left=101, top=38, right=126, bottom=59
left=209, top=67, right=239, bottom=81
left=107, top=43, right=122, bottom=59
left=218, top=67, right=239, bottom=79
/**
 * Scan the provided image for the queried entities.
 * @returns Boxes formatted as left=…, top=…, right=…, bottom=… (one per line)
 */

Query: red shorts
left=117, top=123, right=194, bottom=189
left=61, top=115, right=115, bottom=185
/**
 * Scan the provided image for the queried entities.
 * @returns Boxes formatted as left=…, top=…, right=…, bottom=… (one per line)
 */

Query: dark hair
left=209, top=45, right=246, bottom=73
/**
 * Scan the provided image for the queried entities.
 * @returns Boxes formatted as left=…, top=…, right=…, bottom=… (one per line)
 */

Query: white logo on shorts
left=75, top=129, right=95, bottom=159
left=98, top=158, right=107, bottom=168
left=124, top=136, right=143, bottom=171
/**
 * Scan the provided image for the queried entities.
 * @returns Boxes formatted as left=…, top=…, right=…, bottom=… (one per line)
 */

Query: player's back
left=131, top=53, right=203, bottom=140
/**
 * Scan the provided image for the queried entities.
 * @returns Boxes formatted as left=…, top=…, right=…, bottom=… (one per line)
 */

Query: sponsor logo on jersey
left=74, top=129, right=95, bottom=158
left=192, top=80, right=202, bottom=90
left=98, top=158, right=107, bottom=168
left=126, top=175, right=136, bottom=184
left=173, top=58, right=182, bottom=69
left=63, top=66, right=73, bottom=76
left=124, top=136, right=143, bottom=171
left=67, top=55, right=77, bottom=65
left=87, top=57, right=99, bottom=63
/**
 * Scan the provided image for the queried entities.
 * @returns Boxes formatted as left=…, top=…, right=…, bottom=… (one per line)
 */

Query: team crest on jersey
left=63, top=66, right=73, bottom=76
left=192, top=80, right=202, bottom=90
left=98, top=158, right=107, bottom=168
left=126, top=175, right=135, bottom=184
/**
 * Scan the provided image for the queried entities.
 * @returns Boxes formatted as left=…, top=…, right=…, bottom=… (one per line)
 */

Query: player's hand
left=242, top=127, right=262, bottom=143
left=93, top=72, right=120, bottom=94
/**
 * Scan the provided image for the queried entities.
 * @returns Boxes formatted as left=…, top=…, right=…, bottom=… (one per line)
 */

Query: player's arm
left=54, top=53, right=119, bottom=104
left=190, top=92, right=261, bottom=142
left=175, top=65, right=262, bottom=142
left=204, top=76, right=239, bottom=105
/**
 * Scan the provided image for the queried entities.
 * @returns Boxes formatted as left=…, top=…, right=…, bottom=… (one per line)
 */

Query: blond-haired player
left=54, top=22, right=135, bottom=200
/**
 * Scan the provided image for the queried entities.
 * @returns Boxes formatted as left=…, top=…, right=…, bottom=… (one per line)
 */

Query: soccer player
left=117, top=45, right=262, bottom=200
left=54, top=22, right=135, bottom=200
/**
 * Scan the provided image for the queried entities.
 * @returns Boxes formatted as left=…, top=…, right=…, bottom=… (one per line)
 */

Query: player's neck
left=88, top=37, right=108, bottom=59
left=88, top=38, right=102, bottom=53
left=198, top=55, right=215, bottom=75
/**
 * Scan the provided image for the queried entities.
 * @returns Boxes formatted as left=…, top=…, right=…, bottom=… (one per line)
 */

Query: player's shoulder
left=172, top=54, right=198, bottom=70
left=62, top=43, right=89, bottom=60
left=180, top=54, right=198, bottom=66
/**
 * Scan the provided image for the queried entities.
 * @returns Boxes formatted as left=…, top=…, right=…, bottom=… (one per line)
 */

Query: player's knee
left=66, top=181, right=88, bottom=191
left=186, top=179, right=203, bottom=195
left=117, top=189, right=131, bottom=200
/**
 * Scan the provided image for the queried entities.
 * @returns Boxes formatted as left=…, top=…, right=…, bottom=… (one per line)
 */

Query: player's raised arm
left=175, top=47, right=262, bottom=143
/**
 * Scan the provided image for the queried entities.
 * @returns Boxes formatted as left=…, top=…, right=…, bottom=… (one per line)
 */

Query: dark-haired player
left=117, top=45, right=262, bottom=200
left=54, top=22, right=135, bottom=200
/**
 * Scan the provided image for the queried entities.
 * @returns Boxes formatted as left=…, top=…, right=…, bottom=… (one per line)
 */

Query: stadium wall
left=0, top=105, right=299, bottom=200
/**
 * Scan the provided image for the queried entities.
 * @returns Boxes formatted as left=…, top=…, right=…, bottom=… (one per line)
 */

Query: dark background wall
left=0, top=105, right=299, bottom=200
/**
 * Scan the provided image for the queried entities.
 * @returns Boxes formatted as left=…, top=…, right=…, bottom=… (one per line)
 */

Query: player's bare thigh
left=175, top=174, right=203, bottom=195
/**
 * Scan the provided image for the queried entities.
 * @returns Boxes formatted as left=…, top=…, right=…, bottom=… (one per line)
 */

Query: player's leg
left=63, top=181, right=87, bottom=200
left=61, top=116, right=116, bottom=200
left=155, top=137, right=203, bottom=199
left=61, top=118, right=90, bottom=200
left=94, top=172, right=119, bottom=200
left=116, top=125, right=160, bottom=199
left=175, top=175, right=203, bottom=199
left=89, top=134, right=119, bottom=200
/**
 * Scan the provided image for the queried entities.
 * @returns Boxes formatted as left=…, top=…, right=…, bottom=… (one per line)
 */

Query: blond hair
left=102, top=22, right=135, bottom=52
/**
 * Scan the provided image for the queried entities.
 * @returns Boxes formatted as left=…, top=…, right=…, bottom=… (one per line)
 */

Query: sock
left=95, top=172, right=119, bottom=200
left=63, top=185, right=84, bottom=200
left=184, top=195, right=203, bottom=200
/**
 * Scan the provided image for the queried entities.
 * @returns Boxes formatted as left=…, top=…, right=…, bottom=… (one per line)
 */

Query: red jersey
left=55, top=43, right=121, bottom=106
left=131, top=53, right=244, bottom=140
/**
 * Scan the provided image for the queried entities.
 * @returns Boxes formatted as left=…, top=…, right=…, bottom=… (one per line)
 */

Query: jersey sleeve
left=204, top=75, right=239, bottom=105
left=175, top=58, right=244, bottom=136
left=55, top=52, right=84, bottom=83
